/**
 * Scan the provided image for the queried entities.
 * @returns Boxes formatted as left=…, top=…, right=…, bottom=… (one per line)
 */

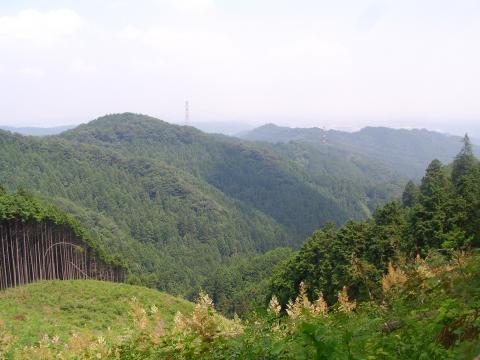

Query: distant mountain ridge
left=239, top=123, right=478, bottom=179
left=0, top=125, right=75, bottom=136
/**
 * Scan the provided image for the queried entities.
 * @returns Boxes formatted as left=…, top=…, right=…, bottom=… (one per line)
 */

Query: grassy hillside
left=6, top=255, right=479, bottom=359
left=0, top=280, right=193, bottom=349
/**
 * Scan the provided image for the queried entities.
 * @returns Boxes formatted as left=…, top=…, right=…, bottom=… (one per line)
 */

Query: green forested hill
left=240, top=123, right=478, bottom=179
left=60, top=114, right=356, bottom=233
left=0, top=113, right=434, bottom=295
left=0, top=128, right=288, bottom=294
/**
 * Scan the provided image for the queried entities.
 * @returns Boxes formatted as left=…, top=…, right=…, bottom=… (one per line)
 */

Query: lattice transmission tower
left=185, top=100, right=190, bottom=125
left=321, top=126, right=327, bottom=144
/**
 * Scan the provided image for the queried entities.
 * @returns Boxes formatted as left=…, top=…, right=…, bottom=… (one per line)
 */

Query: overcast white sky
left=0, top=0, right=479, bottom=134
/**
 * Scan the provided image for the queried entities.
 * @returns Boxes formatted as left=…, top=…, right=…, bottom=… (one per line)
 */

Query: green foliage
left=452, top=134, right=476, bottom=184
left=255, top=140, right=405, bottom=218
left=0, top=114, right=407, bottom=295
left=201, top=248, right=293, bottom=317
left=450, top=134, right=480, bottom=247
left=402, top=180, right=419, bottom=207
left=1, top=117, right=479, bottom=358
left=0, top=124, right=289, bottom=294
left=60, top=113, right=376, bottom=234
left=271, top=201, right=409, bottom=306
left=271, top=142, right=480, bottom=307
left=5, top=253, right=479, bottom=359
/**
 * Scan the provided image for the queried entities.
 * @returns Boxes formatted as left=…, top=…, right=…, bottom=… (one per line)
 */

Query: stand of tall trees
left=0, top=188, right=125, bottom=290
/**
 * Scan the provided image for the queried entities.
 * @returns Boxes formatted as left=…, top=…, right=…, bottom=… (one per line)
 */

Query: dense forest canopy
left=0, top=113, right=425, bottom=295
left=60, top=113, right=387, bottom=229
left=0, top=113, right=476, bottom=299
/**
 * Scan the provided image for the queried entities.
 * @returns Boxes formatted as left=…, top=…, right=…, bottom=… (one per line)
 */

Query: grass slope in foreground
left=0, top=280, right=194, bottom=349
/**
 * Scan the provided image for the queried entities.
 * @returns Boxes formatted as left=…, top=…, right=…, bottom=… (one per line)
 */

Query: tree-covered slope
left=262, top=141, right=404, bottom=216
left=240, top=123, right=478, bottom=179
left=1, top=113, right=451, bottom=296
left=270, top=135, right=480, bottom=306
left=0, top=129, right=287, bottom=294
left=60, top=113, right=354, bottom=234
left=201, top=247, right=293, bottom=317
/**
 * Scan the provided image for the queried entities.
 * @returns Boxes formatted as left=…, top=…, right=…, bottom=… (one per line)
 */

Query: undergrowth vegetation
left=0, top=280, right=193, bottom=352
left=1, top=251, right=479, bottom=359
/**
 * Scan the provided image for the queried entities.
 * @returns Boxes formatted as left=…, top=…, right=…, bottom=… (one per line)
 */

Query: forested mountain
left=59, top=114, right=355, bottom=234
left=240, top=124, right=478, bottom=179
left=202, top=247, right=293, bottom=316
left=1, top=118, right=479, bottom=358
left=0, top=126, right=287, bottom=294
left=1, top=113, right=463, bottom=296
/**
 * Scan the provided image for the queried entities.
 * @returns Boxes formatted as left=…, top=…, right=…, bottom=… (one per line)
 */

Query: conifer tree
left=411, top=159, right=452, bottom=251
left=402, top=180, right=419, bottom=208
left=452, top=134, right=475, bottom=185
left=451, top=134, right=480, bottom=247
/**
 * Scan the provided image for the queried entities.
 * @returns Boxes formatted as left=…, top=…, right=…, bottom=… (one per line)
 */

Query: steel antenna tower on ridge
left=321, top=126, right=327, bottom=144
left=185, top=100, right=189, bottom=126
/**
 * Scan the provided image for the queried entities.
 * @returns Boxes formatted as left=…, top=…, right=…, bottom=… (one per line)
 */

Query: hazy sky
left=0, top=0, right=479, bottom=134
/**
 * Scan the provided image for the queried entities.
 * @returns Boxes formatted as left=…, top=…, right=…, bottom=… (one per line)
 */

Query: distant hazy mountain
left=0, top=125, right=75, bottom=136
left=190, top=121, right=255, bottom=135
left=239, top=124, right=478, bottom=179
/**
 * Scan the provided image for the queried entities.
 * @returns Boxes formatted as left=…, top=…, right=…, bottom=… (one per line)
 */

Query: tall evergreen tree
left=408, top=160, right=451, bottom=252
left=419, top=159, right=449, bottom=202
left=451, top=134, right=480, bottom=247
left=402, top=180, right=419, bottom=207
left=452, top=134, right=475, bottom=185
